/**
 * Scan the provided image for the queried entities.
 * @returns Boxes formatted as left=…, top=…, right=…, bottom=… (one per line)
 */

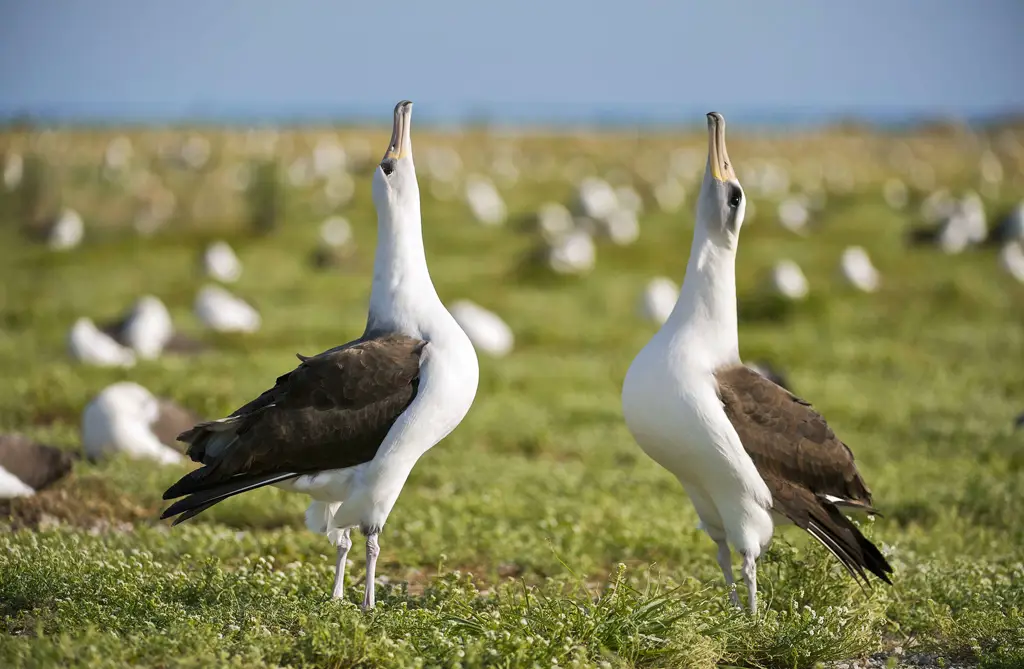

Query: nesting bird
left=771, top=260, right=810, bottom=300
left=47, top=208, right=85, bottom=251
left=449, top=300, right=514, bottom=358
left=464, top=175, right=507, bottom=226
left=202, top=240, right=242, bottom=283
left=81, top=382, right=197, bottom=465
left=100, top=296, right=205, bottom=357
left=839, top=246, right=881, bottom=293
left=161, top=101, right=479, bottom=611
left=546, top=229, right=596, bottom=275
left=102, top=296, right=173, bottom=359
left=68, top=317, right=136, bottom=368
left=622, top=113, right=892, bottom=614
left=0, top=435, right=74, bottom=499
left=638, top=277, right=680, bottom=325
left=194, top=285, right=261, bottom=334
left=999, top=242, right=1024, bottom=283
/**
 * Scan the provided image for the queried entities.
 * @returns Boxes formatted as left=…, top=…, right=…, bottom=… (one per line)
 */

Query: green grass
left=1, top=125, right=1023, bottom=668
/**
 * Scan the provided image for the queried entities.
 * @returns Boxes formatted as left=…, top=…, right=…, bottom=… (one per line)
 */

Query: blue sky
left=1, top=1, right=1022, bottom=123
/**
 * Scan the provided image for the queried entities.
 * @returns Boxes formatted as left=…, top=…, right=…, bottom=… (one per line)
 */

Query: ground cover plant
left=1, top=122, right=1022, bottom=668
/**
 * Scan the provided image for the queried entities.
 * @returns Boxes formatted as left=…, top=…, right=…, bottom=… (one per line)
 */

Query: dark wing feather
left=716, top=365, right=874, bottom=508
left=0, top=435, right=75, bottom=491
left=767, top=474, right=893, bottom=585
left=162, top=333, right=425, bottom=522
left=716, top=365, right=893, bottom=584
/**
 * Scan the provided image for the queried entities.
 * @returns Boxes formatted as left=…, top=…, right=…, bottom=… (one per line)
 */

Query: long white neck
left=366, top=197, right=444, bottom=337
left=663, top=224, right=741, bottom=369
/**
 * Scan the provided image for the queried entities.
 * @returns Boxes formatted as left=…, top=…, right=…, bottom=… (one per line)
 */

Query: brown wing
left=161, top=333, right=425, bottom=523
left=716, top=364, right=873, bottom=508
left=0, top=435, right=74, bottom=491
left=717, top=365, right=892, bottom=584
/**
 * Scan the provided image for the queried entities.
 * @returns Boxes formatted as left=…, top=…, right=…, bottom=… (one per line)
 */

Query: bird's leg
left=715, top=540, right=741, bottom=609
left=740, top=551, right=758, bottom=615
left=362, top=532, right=380, bottom=611
left=330, top=528, right=352, bottom=600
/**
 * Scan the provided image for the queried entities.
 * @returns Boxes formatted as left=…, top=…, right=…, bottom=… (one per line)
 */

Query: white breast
left=622, top=337, right=774, bottom=553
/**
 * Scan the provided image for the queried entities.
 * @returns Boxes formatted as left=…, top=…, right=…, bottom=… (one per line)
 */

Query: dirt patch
left=0, top=475, right=157, bottom=530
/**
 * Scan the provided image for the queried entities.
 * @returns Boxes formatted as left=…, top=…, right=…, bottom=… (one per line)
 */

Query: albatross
left=621, top=112, right=892, bottom=613
left=161, top=101, right=479, bottom=610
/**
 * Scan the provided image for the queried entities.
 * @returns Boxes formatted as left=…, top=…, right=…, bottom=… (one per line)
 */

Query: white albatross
left=68, top=317, right=136, bottom=368
left=622, top=113, right=892, bottom=614
left=82, top=382, right=199, bottom=465
left=161, top=101, right=479, bottom=611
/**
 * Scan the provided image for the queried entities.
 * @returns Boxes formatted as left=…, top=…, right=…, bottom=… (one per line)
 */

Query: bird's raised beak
left=383, top=100, right=413, bottom=162
left=706, top=112, right=736, bottom=183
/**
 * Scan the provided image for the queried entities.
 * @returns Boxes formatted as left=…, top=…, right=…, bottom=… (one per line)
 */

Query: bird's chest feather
left=623, top=345, right=735, bottom=477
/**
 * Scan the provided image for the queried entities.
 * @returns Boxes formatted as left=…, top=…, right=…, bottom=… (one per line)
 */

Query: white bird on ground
left=1000, top=242, right=1024, bottom=283
left=81, top=382, right=196, bottom=465
left=194, top=285, right=261, bottom=334
left=638, top=277, right=679, bottom=325
left=464, top=175, right=507, bottom=226
left=161, top=101, right=479, bottom=611
left=577, top=177, right=618, bottom=220
left=202, top=240, right=242, bottom=283
left=771, top=260, right=809, bottom=300
left=622, top=112, right=892, bottom=614
left=68, top=318, right=136, bottom=367
left=598, top=209, right=640, bottom=246
left=449, top=300, right=514, bottom=357
left=777, top=197, right=809, bottom=234
left=0, top=435, right=74, bottom=499
left=535, top=202, right=575, bottom=241
left=547, top=229, right=596, bottom=275
left=115, top=296, right=174, bottom=359
left=48, top=209, right=84, bottom=251
left=839, top=246, right=881, bottom=293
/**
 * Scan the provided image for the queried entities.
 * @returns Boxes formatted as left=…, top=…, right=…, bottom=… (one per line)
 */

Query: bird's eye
left=380, top=160, right=395, bottom=177
left=728, top=186, right=742, bottom=208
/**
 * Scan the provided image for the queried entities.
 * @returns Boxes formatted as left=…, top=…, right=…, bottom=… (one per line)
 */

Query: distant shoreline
left=2, top=104, right=1022, bottom=131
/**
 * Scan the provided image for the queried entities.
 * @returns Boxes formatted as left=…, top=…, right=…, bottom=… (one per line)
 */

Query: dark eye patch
left=728, top=185, right=743, bottom=208
left=380, top=159, right=396, bottom=176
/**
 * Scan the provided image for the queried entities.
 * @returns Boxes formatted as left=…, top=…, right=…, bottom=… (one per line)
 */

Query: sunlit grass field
left=1, top=123, right=1023, bottom=668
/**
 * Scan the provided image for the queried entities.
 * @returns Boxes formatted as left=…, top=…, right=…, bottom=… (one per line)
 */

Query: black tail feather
left=807, top=506, right=893, bottom=586
left=161, top=471, right=298, bottom=523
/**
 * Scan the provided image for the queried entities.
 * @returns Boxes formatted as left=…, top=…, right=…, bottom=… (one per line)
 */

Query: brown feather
left=162, top=333, right=425, bottom=516
left=0, top=434, right=74, bottom=492
left=716, top=364, right=893, bottom=583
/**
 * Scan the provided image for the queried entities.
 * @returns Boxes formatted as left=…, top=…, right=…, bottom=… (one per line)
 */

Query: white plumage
left=81, top=382, right=184, bottom=465
left=638, top=277, right=680, bottom=325
left=547, top=229, right=596, bottom=275
left=449, top=300, right=514, bottom=357
left=194, top=285, right=261, bottom=333
left=0, top=466, right=35, bottom=498
left=464, top=175, right=507, bottom=226
left=771, top=260, right=809, bottom=300
left=202, top=240, right=242, bottom=283
left=1000, top=242, right=1024, bottom=283
left=622, top=112, right=773, bottom=614
left=839, top=246, right=881, bottom=293
left=68, top=317, right=136, bottom=368
left=121, top=296, right=174, bottom=359
left=48, top=209, right=84, bottom=251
